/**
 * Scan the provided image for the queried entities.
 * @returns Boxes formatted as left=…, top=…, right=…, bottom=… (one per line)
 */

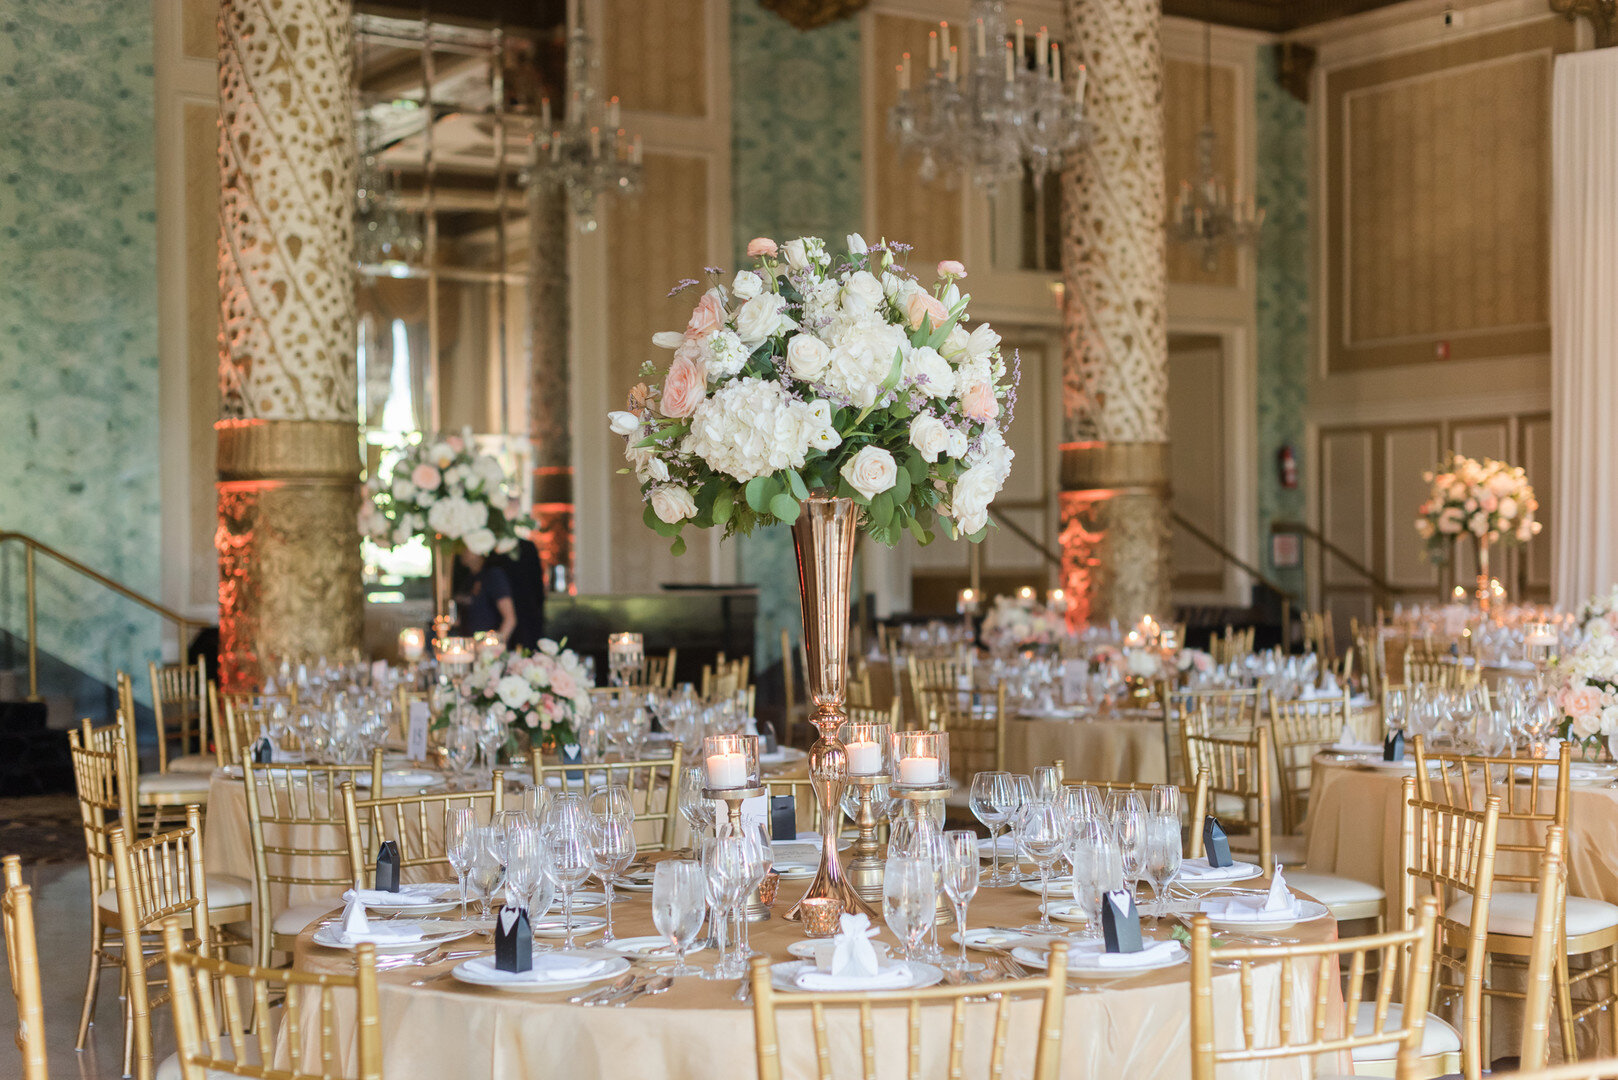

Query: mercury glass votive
left=801, top=897, right=843, bottom=937
left=890, top=730, right=949, bottom=788
left=607, top=631, right=644, bottom=686
left=701, top=732, right=760, bottom=791
left=842, top=721, right=892, bottom=777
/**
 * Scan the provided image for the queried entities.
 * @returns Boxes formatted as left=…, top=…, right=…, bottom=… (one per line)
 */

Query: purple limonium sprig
left=703, top=266, right=726, bottom=276
left=668, top=279, right=700, bottom=297
left=1002, top=349, right=1022, bottom=428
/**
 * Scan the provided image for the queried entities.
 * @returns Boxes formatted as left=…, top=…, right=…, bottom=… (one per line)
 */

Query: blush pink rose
left=551, top=670, right=577, bottom=698
left=1562, top=685, right=1603, bottom=720
left=661, top=351, right=708, bottom=418
left=746, top=237, right=779, bottom=257
left=960, top=382, right=999, bottom=422
left=686, top=289, right=726, bottom=339
left=445, top=435, right=464, bottom=452
left=904, top=289, right=950, bottom=330
left=937, top=259, right=967, bottom=278
left=410, top=463, right=442, bottom=490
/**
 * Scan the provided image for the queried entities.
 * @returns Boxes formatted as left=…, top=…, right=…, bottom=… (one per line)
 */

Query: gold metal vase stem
left=784, top=494, right=878, bottom=921
left=1475, top=535, right=1492, bottom=614
left=430, top=538, right=456, bottom=640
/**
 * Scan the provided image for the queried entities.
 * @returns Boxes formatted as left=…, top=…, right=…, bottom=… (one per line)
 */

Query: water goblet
left=1017, top=802, right=1066, bottom=933
left=589, top=812, right=636, bottom=942
left=466, top=826, right=508, bottom=921
left=970, top=771, right=1015, bottom=886
left=652, top=860, right=707, bottom=977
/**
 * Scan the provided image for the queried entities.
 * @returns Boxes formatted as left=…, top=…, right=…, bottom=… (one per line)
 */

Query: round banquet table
left=280, top=871, right=1341, bottom=1080
left=1005, top=708, right=1168, bottom=784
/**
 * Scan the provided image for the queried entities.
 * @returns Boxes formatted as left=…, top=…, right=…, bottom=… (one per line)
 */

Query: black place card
left=494, top=907, right=532, bottom=973
left=770, top=794, right=796, bottom=842
left=252, top=736, right=274, bottom=764
left=1203, top=815, right=1233, bottom=868
left=1101, top=889, right=1142, bottom=953
left=1384, top=730, right=1405, bottom=763
left=375, top=840, right=401, bottom=893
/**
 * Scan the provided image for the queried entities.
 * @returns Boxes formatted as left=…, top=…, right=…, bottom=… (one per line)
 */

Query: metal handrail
left=1170, top=511, right=1297, bottom=647
left=1269, top=520, right=1414, bottom=601
left=0, top=530, right=197, bottom=701
left=987, top=507, right=1062, bottom=569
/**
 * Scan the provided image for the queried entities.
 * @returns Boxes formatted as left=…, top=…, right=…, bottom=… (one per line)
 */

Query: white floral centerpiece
left=1578, top=587, right=1618, bottom=635
left=1554, top=618, right=1618, bottom=750
left=1414, top=452, right=1541, bottom=563
left=360, top=430, right=533, bottom=556
left=980, top=594, right=1069, bottom=653
left=457, top=640, right=594, bottom=749
left=606, top=234, right=1018, bottom=552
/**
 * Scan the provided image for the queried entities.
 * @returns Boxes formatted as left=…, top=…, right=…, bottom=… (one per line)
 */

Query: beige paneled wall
left=1168, top=336, right=1226, bottom=593
left=1164, top=58, right=1238, bottom=288
left=602, top=0, right=708, bottom=118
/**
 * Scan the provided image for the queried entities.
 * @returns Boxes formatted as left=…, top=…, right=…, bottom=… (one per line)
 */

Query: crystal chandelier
left=354, top=111, right=424, bottom=269
left=1168, top=22, right=1262, bottom=272
left=533, top=13, right=643, bottom=233
left=887, top=0, right=1088, bottom=196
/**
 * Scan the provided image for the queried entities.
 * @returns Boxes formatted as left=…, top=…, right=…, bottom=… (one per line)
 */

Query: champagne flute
left=444, top=807, right=475, bottom=917
left=652, top=859, right=706, bottom=977
left=970, top=772, right=1013, bottom=886
left=942, top=831, right=983, bottom=972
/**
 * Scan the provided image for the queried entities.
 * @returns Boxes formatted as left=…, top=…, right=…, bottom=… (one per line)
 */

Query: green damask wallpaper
left=731, top=0, right=864, bottom=672
left=0, top=1, right=162, bottom=704
left=1254, top=47, right=1309, bottom=597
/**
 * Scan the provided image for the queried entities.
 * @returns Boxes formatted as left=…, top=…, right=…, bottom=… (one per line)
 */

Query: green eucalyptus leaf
left=785, top=470, right=810, bottom=500
left=769, top=492, right=800, bottom=523
left=892, top=469, right=912, bottom=503
left=713, top=488, right=734, bottom=524
left=670, top=535, right=687, bottom=557
left=745, top=476, right=773, bottom=514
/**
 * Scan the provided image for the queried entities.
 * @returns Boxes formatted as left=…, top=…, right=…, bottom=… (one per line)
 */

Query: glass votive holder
left=701, top=732, right=759, bottom=791
left=801, top=897, right=842, bottom=938
left=758, top=869, right=780, bottom=908
left=398, top=627, right=426, bottom=663
left=607, top=632, right=645, bottom=686
left=841, top=721, right=892, bottom=777
left=890, top=730, right=948, bottom=788
left=435, top=636, right=474, bottom=670
left=473, top=630, right=504, bottom=661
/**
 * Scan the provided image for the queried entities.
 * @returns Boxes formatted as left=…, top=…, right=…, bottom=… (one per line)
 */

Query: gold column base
left=216, top=419, right=364, bottom=690
left=1058, top=441, right=1171, bottom=628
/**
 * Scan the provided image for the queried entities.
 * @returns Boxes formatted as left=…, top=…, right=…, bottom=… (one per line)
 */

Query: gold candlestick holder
left=703, top=784, right=771, bottom=921
left=845, top=773, right=889, bottom=903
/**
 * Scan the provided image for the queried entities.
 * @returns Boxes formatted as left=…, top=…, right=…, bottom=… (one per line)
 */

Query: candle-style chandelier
left=533, top=7, right=643, bottom=233
left=887, top=0, right=1088, bottom=196
left=1168, top=21, right=1263, bottom=271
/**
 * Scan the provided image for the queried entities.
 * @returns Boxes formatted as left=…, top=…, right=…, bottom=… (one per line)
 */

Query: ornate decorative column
left=216, top=0, right=363, bottom=688
left=1057, top=0, right=1171, bottom=629
left=528, top=184, right=574, bottom=588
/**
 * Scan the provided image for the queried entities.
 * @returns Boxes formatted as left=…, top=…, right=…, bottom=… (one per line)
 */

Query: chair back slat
left=1413, top=736, right=1569, bottom=889
left=1268, top=691, right=1351, bottom=834
left=340, top=777, right=504, bottom=886
left=532, top=747, right=684, bottom=851
left=915, top=684, right=1006, bottom=783
left=150, top=657, right=210, bottom=771
left=1182, top=726, right=1272, bottom=867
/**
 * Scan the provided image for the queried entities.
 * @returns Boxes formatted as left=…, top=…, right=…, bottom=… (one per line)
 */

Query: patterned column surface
left=217, top=0, right=362, bottom=687
left=529, top=185, right=574, bottom=588
left=1059, top=0, right=1170, bottom=626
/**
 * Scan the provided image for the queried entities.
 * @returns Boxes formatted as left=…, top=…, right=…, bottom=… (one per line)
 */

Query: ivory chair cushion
left=1445, top=891, right=1618, bottom=937
left=1350, top=1002, right=1462, bottom=1061
left=97, top=873, right=253, bottom=917
left=273, top=898, right=345, bottom=936
left=167, top=754, right=217, bottom=775
left=138, top=772, right=214, bottom=795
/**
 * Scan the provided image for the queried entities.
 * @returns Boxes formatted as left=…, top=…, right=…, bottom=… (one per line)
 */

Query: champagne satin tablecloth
left=1005, top=709, right=1169, bottom=784
left=283, top=873, right=1341, bottom=1080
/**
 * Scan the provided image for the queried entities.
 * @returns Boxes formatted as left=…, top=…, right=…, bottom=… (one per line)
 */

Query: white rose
left=945, top=429, right=969, bottom=460
left=464, top=527, right=496, bottom=556
left=846, top=232, right=868, bottom=254
left=391, top=477, right=417, bottom=500
left=472, top=455, right=505, bottom=491
left=608, top=410, right=641, bottom=436
left=650, top=485, right=698, bottom=524
left=909, top=415, right=951, bottom=463
left=731, top=270, right=764, bottom=301
left=495, top=675, right=532, bottom=710
left=652, top=331, right=685, bottom=350
left=841, top=270, right=884, bottom=313
left=950, top=460, right=1006, bottom=535
left=840, top=446, right=898, bottom=501
left=735, top=293, right=791, bottom=345
left=786, top=334, right=832, bottom=381
left=783, top=239, right=809, bottom=270
left=903, top=345, right=955, bottom=400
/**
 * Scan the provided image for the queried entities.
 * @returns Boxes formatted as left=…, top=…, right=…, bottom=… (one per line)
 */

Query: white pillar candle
left=940, top=20, right=950, bottom=55
left=1075, top=63, right=1088, bottom=106
left=1050, top=42, right=1061, bottom=82
left=398, top=629, right=426, bottom=662
left=846, top=741, right=883, bottom=775
left=608, top=96, right=621, bottom=128
left=929, top=30, right=939, bottom=72
left=1015, top=19, right=1025, bottom=57
left=976, top=18, right=986, bottom=57
left=706, top=752, right=747, bottom=789
left=1004, top=41, right=1015, bottom=82
left=897, top=756, right=940, bottom=785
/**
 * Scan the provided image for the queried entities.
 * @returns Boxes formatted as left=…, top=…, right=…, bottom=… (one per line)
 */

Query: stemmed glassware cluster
left=700, top=823, right=771, bottom=980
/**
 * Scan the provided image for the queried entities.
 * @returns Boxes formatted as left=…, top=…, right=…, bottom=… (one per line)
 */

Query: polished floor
left=1, top=859, right=174, bottom=1080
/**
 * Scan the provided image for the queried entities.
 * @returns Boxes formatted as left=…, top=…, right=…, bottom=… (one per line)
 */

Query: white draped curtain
left=1552, top=49, right=1618, bottom=607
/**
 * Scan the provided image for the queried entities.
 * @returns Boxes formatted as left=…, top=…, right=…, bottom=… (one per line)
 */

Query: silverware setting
left=613, top=975, right=673, bottom=1007
left=571, top=972, right=638, bottom=1005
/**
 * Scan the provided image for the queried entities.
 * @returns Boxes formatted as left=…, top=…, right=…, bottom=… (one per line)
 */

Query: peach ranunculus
left=937, top=259, right=967, bottom=278
left=660, top=351, right=709, bottom=418
left=410, top=463, right=442, bottom=490
left=960, top=382, right=999, bottom=422
left=903, top=288, right=950, bottom=330
left=746, top=237, right=779, bottom=258
left=1562, top=684, right=1604, bottom=723
left=686, top=289, right=727, bottom=339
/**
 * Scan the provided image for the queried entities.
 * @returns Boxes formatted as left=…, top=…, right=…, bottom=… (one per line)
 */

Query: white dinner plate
left=1013, top=939, right=1186, bottom=977
left=354, top=769, right=442, bottom=789
left=1039, top=900, right=1089, bottom=924
left=615, top=872, right=655, bottom=893
left=600, top=936, right=708, bottom=961
left=949, top=927, right=1037, bottom=951
left=761, top=747, right=808, bottom=766
left=1018, top=877, right=1073, bottom=897
left=451, top=952, right=629, bottom=992
left=773, top=863, right=818, bottom=881
left=1176, top=859, right=1263, bottom=887
left=1353, top=758, right=1433, bottom=773
left=340, top=887, right=459, bottom=915
left=769, top=959, right=944, bottom=993
left=311, top=921, right=477, bottom=954
left=530, top=915, right=607, bottom=939
left=786, top=939, right=891, bottom=960
left=1201, top=898, right=1332, bottom=932
left=1512, top=763, right=1616, bottom=787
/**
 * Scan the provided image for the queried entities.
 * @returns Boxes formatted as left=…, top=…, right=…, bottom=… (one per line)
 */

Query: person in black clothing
left=455, top=549, right=516, bottom=641
left=504, top=537, right=547, bottom=650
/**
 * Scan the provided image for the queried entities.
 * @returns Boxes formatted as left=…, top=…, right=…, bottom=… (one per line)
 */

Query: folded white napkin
left=829, top=913, right=881, bottom=979
left=1336, top=722, right=1356, bottom=747
left=336, top=894, right=427, bottom=943
left=795, top=963, right=912, bottom=991
left=1205, top=866, right=1300, bottom=920
left=1089, top=940, right=1180, bottom=969
left=1180, top=857, right=1255, bottom=881
left=340, top=894, right=369, bottom=936
left=343, top=887, right=442, bottom=906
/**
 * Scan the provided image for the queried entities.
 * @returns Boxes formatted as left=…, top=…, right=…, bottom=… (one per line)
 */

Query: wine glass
left=543, top=815, right=593, bottom=950
left=942, top=830, right=983, bottom=972
left=477, top=708, right=506, bottom=782
left=589, top=784, right=635, bottom=821
left=1069, top=816, right=1123, bottom=940
left=1109, top=791, right=1148, bottom=903
left=1032, top=765, right=1062, bottom=803
left=444, top=723, right=478, bottom=786
left=1017, top=802, right=1066, bottom=933
left=652, top=859, right=707, bottom=977
left=589, top=813, right=637, bottom=943
left=504, top=820, right=540, bottom=913
left=883, top=855, right=935, bottom=963
left=1384, top=687, right=1408, bottom=740
left=1143, top=811, right=1182, bottom=919
left=970, top=772, right=1014, bottom=886
left=444, top=807, right=475, bottom=917
left=700, top=835, right=751, bottom=980
left=466, top=826, right=508, bottom=921
left=1150, top=783, right=1180, bottom=820
left=728, top=822, right=770, bottom=960
left=677, top=767, right=715, bottom=852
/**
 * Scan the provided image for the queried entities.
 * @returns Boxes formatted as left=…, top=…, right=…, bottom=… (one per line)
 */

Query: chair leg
left=122, top=991, right=135, bottom=1078
left=1609, top=944, right=1618, bottom=1056
left=76, top=924, right=104, bottom=1048
left=1556, top=952, right=1578, bottom=1062
left=1480, top=953, right=1492, bottom=1071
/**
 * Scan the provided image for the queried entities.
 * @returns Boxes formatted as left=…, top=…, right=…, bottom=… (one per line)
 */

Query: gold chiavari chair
left=149, top=657, right=214, bottom=774
left=1510, top=1063, right=1618, bottom=1080
left=906, top=654, right=968, bottom=723
left=1183, top=687, right=1264, bottom=736
left=109, top=805, right=215, bottom=1080
left=3, top=855, right=48, bottom=1080
left=1300, top=610, right=1337, bottom=663
left=845, top=700, right=901, bottom=728
left=701, top=655, right=751, bottom=699
left=1183, top=725, right=1275, bottom=867
left=1064, top=768, right=1212, bottom=854
left=69, top=726, right=131, bottom=1049
left=845, top=654, right=875, bottom=710
left=781, top=630, right=810, bottom=746
left=160, top=916, right=384, bottom=1080
left=218, top=693, right=277, bottom=768
left=645, top=648, right=678, bottom=690
left=117, top=671, right=213, bottom=833
left=339, top=777, right=506, bottom=888
left=242, top=748, right=387, bottom=968
left=1189, top=895, right=1441, bottom=1080
left=1414, top=739, right=1618, bottom=1060
left=533, top=747, right=685, bottom=852
left=1399, top=775, right=1502, bottom=1080
left=749, top=942, right=1070, bottom=1080
left=1268, top=690, right=1352, bottom=835
left=1519, top=826, right=1573, bottom=1072
left=916, top=682, right=1007, bottom=785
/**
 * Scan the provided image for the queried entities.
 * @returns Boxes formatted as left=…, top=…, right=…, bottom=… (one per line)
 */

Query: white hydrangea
left=681, top=378, right=818, bottom=482
left=703, top=329, right=749, bottom=378
left=426, top=496, right=488, bottom=539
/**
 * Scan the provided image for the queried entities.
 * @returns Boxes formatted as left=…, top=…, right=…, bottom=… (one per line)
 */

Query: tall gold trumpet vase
left=430, top=537, right=456, bottom=640
left=785, top=494, right=878, bottom=921
left=1475, top=535, right=1493, bottom=614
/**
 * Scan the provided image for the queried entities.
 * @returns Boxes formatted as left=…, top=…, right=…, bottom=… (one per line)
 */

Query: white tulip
left=608, top=410, right=641, bottom=436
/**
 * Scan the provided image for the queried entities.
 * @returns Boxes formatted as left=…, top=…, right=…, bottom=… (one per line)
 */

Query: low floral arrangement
left=1577, top=587, right=1618, bottom=635
left=980, top=594, right=1070, bottom=652
left=360, top=429, right=533, bottom=555
left=1176, top=648, right=1214, bottom=676
left=606, top=234, right=1018, bottom=553
left=1553, top=617, right=1618, bottom=747
left=457, top=640, right=595, bottom=748
left=1414, top=452, right=1540, bottom=561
